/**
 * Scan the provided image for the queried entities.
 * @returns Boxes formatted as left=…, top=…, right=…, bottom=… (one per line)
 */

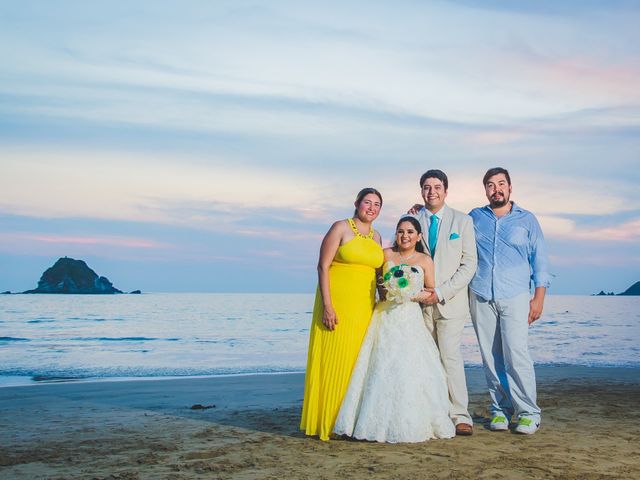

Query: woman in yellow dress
left=300, top=188, right=384, bottom=440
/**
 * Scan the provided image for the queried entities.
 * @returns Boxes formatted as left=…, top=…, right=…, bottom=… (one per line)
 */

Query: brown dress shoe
left=455, top=423, right=473, bottom=436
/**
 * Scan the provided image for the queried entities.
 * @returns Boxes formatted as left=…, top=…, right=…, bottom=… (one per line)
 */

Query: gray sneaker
left=514, top=416, right=540, bottom=435
left=489, top=414, right=509, bottom=431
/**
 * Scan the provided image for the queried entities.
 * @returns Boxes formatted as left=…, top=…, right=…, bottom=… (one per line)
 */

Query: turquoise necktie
left=429, top=215, right=439, bottom=257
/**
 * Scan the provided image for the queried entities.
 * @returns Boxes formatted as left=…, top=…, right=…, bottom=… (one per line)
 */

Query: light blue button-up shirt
left=469, top=202, right=551, bottom=301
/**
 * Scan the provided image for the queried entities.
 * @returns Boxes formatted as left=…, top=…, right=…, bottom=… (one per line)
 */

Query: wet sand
left=1, top=366, right=639, bottom=479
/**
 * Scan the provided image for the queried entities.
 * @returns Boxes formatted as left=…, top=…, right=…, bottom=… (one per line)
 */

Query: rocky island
left=618, top=281, right=640, bottom=296
left=594, top=280, right=640, bottom=296
left=24, top=257, right=123, bottom=294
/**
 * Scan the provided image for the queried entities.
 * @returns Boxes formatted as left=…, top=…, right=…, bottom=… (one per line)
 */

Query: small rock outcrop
left=618, top=281, right=640, bottom=296
left=24, top=257, right=123, bottom=294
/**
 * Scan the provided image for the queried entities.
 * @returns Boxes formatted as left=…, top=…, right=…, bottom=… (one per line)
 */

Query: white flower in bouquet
left=383, top=264, right=423, bottom=303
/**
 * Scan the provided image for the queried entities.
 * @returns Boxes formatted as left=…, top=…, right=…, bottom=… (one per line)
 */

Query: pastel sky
left=1, top=1, right=639, bottom=294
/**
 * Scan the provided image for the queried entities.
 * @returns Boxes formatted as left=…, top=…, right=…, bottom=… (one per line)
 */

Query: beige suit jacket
left=415, top=205, right=477, bottom=319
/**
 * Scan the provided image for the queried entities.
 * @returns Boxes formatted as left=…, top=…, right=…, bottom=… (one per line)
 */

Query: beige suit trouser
left=423, top=305, right=472, bottom=425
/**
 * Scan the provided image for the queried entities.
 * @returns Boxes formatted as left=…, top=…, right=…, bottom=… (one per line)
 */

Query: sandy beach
left=1, top=366, right=638, bottom=479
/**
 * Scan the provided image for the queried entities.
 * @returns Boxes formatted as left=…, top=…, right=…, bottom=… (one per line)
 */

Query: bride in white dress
left=334, top=216, right=455, bottom=443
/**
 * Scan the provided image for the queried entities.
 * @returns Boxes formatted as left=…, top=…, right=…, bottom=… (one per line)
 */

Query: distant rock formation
left=618, top=281, right=640, bottom=296
left=129, top=290, right=142, bottom=294
left=593, top=281, right=640, bottom=296
left=24, top=257, right=123, bottom=294
left=595, top=290, right=615, bottom=296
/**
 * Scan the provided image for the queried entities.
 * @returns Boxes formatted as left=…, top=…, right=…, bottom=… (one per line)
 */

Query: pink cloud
left=505, top=43, right=640, bottom=106
left=567, top=219, right=640, bottom=243
left=0, top=233, right=170, bottom=249
left=549, top=254, right=640, bottom=268
left=541, top=57, right=640, bottom=100
left=236, top=228, right=323, bottom=242
left=541, top=215, right=640, bottom=244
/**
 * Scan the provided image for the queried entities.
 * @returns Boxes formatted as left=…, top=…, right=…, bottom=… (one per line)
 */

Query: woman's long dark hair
left=392, top=216, right=425, bottom=253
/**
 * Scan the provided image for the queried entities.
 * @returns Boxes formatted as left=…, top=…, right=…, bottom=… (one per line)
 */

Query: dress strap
left=347, top=218, right=359, bottom=235
left=348, top=218, right=374, bottom=239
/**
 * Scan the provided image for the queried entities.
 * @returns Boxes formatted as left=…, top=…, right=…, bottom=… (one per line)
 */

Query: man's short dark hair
left=419, top=169, right=448, bottom=190
left=483, top=167, right=511, bottom=186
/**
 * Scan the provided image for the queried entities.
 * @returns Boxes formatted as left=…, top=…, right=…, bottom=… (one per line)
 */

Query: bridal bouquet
left=382, top=264, right=423, bottom=303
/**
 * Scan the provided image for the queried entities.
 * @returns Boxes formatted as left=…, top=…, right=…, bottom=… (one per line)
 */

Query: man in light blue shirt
left=469, top=167, right=551, bottom=435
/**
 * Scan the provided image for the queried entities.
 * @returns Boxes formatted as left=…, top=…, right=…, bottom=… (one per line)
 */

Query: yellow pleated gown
left=300, top=218, right=384, bottom=440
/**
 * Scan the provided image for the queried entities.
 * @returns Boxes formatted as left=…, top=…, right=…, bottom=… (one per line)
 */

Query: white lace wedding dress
left=333, top=262, right=455, bottom=443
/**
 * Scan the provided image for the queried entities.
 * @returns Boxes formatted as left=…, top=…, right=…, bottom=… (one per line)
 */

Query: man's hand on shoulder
left=408, top=204, right=423, bottom=215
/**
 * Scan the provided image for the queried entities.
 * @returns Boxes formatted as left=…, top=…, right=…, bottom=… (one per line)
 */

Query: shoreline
left=2, top=363, right=639, bottom=389
left=0, top=370, right=308, bottom=389
left=2, top=365, right=639, bottom=478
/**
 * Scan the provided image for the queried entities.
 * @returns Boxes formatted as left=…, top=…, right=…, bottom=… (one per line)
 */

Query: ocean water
left=0, top=293, right=638, bottom=386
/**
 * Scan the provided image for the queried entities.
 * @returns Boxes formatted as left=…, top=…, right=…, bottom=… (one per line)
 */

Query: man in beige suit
left=412, top=169, right=477, bottom=435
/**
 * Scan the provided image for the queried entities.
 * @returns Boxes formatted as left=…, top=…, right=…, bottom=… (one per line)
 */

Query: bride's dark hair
left=392, top=216, right=425, bottom=253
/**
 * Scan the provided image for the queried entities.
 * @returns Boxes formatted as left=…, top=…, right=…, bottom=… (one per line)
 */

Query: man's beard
left=490, top=194, right=509, bottom=208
